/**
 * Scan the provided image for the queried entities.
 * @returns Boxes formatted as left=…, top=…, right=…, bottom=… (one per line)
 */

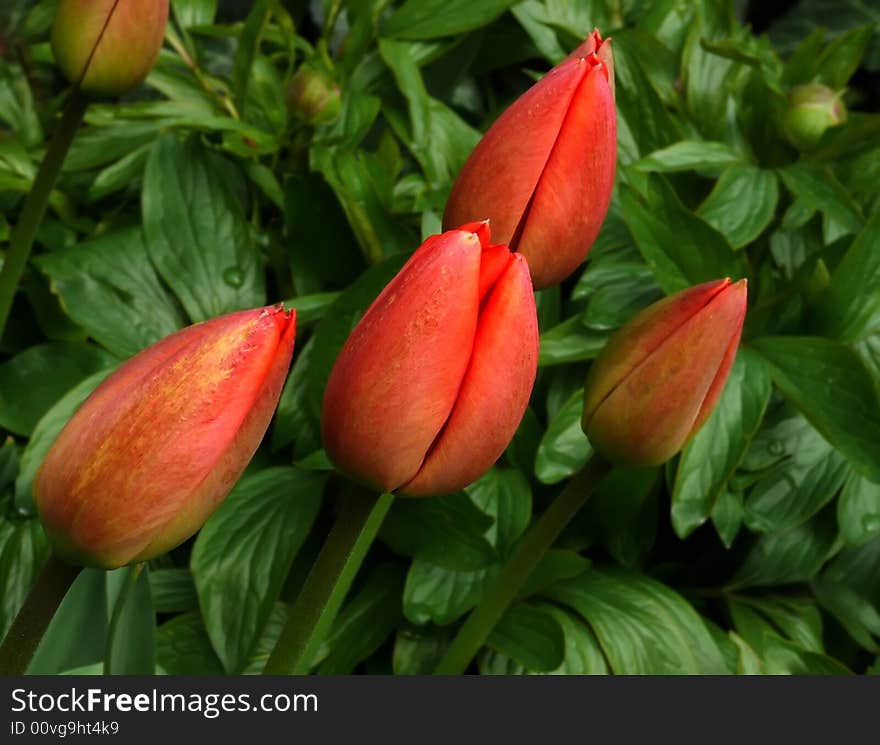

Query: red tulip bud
left=35, top=306, right=297, bottom=568
left=582, top=279, right=747, bottom=466
left=322, top=223, right=539, bottom=497
left=443, top=29, right=616, bottom=290
left=51, top=0, right=169, bottom=97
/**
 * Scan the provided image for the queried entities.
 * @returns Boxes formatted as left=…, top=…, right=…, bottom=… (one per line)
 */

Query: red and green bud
left=322, top=223, right=539, bottom=497
left=582, top=279, right=747, bottom=467
left=51, top=0, right=169, bottom=97
left=35, top=306, right=297, bottom=569
left=781, top=83, right=847, bottom=151
left=443, top=30, right=616, bottom=290
left=286, top=65, right=342, bottom=124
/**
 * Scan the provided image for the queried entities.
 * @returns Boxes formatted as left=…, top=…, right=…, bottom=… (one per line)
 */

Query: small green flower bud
left=286, top=66, right=341, bottom=124
left=781, top=83, right=847, bottom=151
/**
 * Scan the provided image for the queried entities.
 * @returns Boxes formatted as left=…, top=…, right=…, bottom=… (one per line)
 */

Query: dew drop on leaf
left=222, top=266, right=245, bottom=288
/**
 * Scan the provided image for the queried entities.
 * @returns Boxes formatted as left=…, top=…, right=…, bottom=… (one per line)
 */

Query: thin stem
left=104, top=563, right=144, bottom=674
left=0, top=553, right=82, bottom=675
left=0, top=89, right=88, bottom=341
left=434, top=455, right=611, bottom=675
left=263, top=487, right=394, bottom=675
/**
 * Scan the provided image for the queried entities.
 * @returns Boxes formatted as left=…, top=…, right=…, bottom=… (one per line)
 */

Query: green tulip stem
left=0, top=553, right=82, bottom=675
left=0, top=88, right=88, bottom=342
left=263, top=487, right=395, bottom=675
left=434, top=455, right=611, bottom=675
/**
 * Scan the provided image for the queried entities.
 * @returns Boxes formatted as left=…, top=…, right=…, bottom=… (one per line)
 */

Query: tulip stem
left=0, top=88, right=88, bottom=342
left=434, top=455, right=611, bottom=674
left=0, top=553, right=81, bottom=675
left=263, top=487, right=394, bottom=674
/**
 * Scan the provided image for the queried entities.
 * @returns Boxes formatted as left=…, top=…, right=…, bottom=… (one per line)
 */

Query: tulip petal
left=403, top=254, right=538, bottom=496
left=582, top=278, right=731, bottom=425
left=36, top=307, right=295, bottom=567
left=516, top=58, right=617, bottom=288
left=443, top=60, right=589, bottom=249
left=322, top=230, right=482, bottom=492
left=689, top=279, right=747, bottom=435
left=584, top=281, right=746, bottom=466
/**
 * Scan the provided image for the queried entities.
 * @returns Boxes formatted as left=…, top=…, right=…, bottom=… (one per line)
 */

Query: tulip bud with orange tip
left=51, top=0, right=169, bottom=97
left=581, top=278, right=748, bottom=467
left=34, top=306, right=297, bottom=569
left=322, top=223, right=539, bottom=497
left=443, top=29, right=616, bottom=290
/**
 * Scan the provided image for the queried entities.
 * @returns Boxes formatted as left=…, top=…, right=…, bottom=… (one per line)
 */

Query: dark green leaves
left=191, top=468, right=325, bottom=672
left=621, top=177, right=746, bottom=293
left=752, top=336, right=880, bottom=482
left=381, top=0, right=519, bottom=40
left=548, top=568, right=729, bottom=674
left=698, top=166, right=780, bottom=248
left=38, top=227, right=185, bottom=358
left=142, top=135, right=265, bottom=322
left=816, top=211, right=880, bottom=342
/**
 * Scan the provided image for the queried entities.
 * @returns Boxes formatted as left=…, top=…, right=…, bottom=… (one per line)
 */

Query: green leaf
left=813, top=578, right=880, bottom=652
left=633, top=141, right=743, bottom=173
left=105, top=565, right=156, bottom=674
left=380, top=493, right=498, bottom=571
left=518, top=550, right=590, bottom=600
left=466, top=467, right=531, bottom=554
left=824, top=534, right=880, bottom=610
left=379, top=40, right=481, bottom=188
left=231, top=0, right=271, bottom=116
left=535, top=389, right=591, bottom=485
left=763, top=635, right=852, bottom=674
left=751, top=336, right=880, bottom=483
left=814, top=25, right=876, bottom=88
left=381, top=0, right=518, bottom=39
left=29, top=569, right=107, bottom=674
left=172, top=0, right=217, bottom=27
left=155, top=612, right=225, bottom=675
left=37, top=227, right=186, bottom=358
left=672, top=349, right=772, bottom=538
left=149, top=568, right=197, bottom=614
left=0, top=515, right=50, bottom=639
left=744, top=424, right=848, bottom=534
left=538, top=318, right=608, bottom=366
left=697, top=166, right=779, bottom=249
left=778, top=161, right=864, bottom=237
left=816, top=210, right=880, bottom=342
left=620, top=178, right=746, bottom=294
left=729, top=595, right=824, bottom=653
left=393, top=625, right=453, bottom=674
left=15, top=370, right=112, bottom=514
left=577, top=260, right=663, bottom=331
left=547, top=567, right=728, bottom=674
left=0, top=342, right=116, bottom=436
left=403, top=560, right=498, bottom=626
left=837, top=471, right=880, bottom=546
left=728, top=510, right=838, bottom=589
left=315, top=564, right=405, bottom=674
left=191, top=467, right=325, bottom=672
left=487, top=603, right=565, bottom=672
left=142, top=135, right=265, bottom=322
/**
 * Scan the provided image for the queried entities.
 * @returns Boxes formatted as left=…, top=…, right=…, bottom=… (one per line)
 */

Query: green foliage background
left=1, top=0, right=879, bottom=674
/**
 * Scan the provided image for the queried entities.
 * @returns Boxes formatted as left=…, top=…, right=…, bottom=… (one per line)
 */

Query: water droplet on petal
left=861, top=514, right=880, bottom=535
left=222, top=266, right=244, bottom=288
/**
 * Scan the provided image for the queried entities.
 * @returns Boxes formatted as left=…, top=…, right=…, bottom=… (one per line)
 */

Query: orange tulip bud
left=35, top=306, right=296, bottom=568
left=582, top=279, right=747, bottom=466
left=322, top=223, right=539, bottom=497
left=443, top=30, right=616, bottom=290
left=51, top=0, right=169, bottom=97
